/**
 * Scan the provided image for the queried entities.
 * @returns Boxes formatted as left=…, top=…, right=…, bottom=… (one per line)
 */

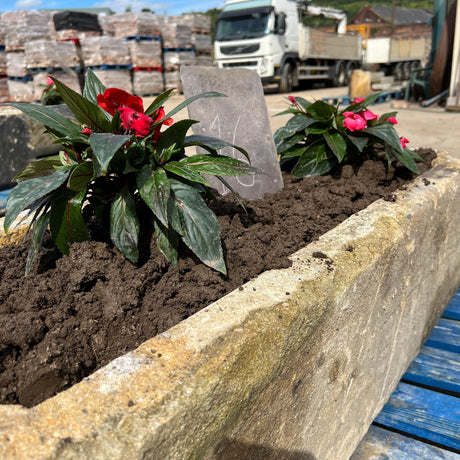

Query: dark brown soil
left=0, top=149, right=436, bottom=407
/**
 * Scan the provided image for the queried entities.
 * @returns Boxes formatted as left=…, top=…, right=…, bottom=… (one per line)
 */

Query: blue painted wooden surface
left=374, top=382, right=460, bottom=450
left=426, top=317, right=460, bottom=353
left=0, top=188, right=12, bottom=214
left=403, top=346, right=460, bottom=394
left=444, top=291, right=460, bottom=321
left=351, top=425, right=460, bottom=459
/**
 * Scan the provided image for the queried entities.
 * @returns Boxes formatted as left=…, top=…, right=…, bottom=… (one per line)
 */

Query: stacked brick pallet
left=0, top=10, right=214, bottom=101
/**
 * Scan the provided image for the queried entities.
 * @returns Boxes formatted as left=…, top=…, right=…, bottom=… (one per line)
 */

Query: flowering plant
left=40, top=77, right=64, bottom=106
left=274, top=93, right=422, bottom=177
left=4, top=70, right=259, bottom=275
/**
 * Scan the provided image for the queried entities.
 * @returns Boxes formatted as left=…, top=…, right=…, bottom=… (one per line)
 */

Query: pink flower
left=384, top=116, right=398, bottom=125
left=343, top=111, right=367, bottom=131
left=81, top=127, right=93, bottom=136
left=288, top=95, right=297, bottom=105
left=400, top=137, right=410, bottom=148
left=360, top=110, right=378, bottom=121
left=46, top=77, right=54, bottom=85
left=118, top=107, right=153, bottom=137
left=354, top=97, right=365, bottom=103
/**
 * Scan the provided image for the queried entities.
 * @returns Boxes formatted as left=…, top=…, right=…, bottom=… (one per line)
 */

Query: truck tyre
left=279, top=62, right=294, bottom=93
left=345, top=62, right=356, bottom=84
left=332, top=62, right=346, bottom=87
left=403, top=62, right=412, bottom=80
left=393, top=62, right=404, bottom=81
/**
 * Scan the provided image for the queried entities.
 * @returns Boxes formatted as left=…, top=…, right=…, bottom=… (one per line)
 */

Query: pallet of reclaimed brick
left=1, top=10, right=53, bottom=27
left=6, top=51, right=27, bottom=77
left=161, top=23, right=193, bottom=49
left=132, top=69, right=164, bottom=95
left=0, top=77, right=8, bottom=102
left=128, top=39, right=162, bottom=68
left=105, top=13, right=162, bottom=39
left=33, top=69, right=81, bottom=100
left=25, top=40, right=79, bottom=70
left=163, top=50, right=196, bottom=72
left=53, top=11, right=102, bottom=41
left=174, top=13, right=211, bottom=33
left=5, top=26, right=55, bottom=52
left=164, top=70, right=182, bottom=92
left=0, top=22, right=9, bottom=46
left=193, top=34, right=212, bottom=53
left=0, top=49, right=6, bottom=75
left=80, top=36, right=131, bottom=67
left=195, top=53, right=214, bottom=67
left=89, top=69, right=133, bottom=93
left=7, top=76, right=34, bottom=102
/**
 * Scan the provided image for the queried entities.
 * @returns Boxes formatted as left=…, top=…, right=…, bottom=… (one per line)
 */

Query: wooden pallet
left=352, top=286, right=460, bottom=459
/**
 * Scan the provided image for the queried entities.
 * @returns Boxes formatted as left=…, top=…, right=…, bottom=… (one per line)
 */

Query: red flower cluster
left=96, top=88, right=173, bottom=139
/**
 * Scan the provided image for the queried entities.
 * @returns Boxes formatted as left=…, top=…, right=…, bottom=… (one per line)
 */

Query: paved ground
left=154, top=84, right=460, bottom=160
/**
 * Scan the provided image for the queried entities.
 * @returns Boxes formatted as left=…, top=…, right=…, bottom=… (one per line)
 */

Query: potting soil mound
left=0, top=149, right=436, bottom=407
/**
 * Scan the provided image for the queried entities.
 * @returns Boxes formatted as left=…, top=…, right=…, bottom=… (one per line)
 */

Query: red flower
left=343, top=111, right=367, bottom=131
left=81, top=126, right=93, bottom=136
left=151, top=106, right=173, bottom=143
left=288, top=95, right=297, bottom=105
left=353, top=97, right=365, bottom=103
left=46, top=77, right=54, bottom=85
left=384, top=116, right=398, bottom=125
left=118, top=107, right=153, bottom=137
left=400, top=137, right=410, bottom=148
left=97, top=88, right=144, bottom=116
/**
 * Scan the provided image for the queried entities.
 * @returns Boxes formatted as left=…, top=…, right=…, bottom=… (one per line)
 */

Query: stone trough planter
left=1, top=153, right=459, bottom=460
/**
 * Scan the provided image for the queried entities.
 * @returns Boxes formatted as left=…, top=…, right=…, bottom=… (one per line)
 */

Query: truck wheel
left=403, top=62, right=412, bottom=80
left=332, top=62, right=346, bottom=87
left=279, top=62, right=294, bottom=93
left=393, top=63, right=404, bottom=81
left=345, top=62, right=356, bottom=84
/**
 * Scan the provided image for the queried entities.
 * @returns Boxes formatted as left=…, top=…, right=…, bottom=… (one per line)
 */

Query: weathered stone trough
left=0, top=153, right=459, bottom=459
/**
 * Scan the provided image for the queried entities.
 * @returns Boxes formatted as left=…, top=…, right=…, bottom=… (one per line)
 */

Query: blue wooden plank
left=444, top=290, right=460, bottom=321
left=403, top=346, right=460, bottom=394
left=374, top=382, right=460, bottom=450
left=351, top=425, right=460, bottom=459
left=426, top=318, right=460, bottom=353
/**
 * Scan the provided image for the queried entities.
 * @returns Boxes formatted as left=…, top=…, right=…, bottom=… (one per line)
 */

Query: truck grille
left=222, top=61, right=257, bottom=67
left=220, top=44, right=259, bottom=55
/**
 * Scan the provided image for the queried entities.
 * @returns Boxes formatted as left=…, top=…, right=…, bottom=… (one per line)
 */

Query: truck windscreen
left=216, top=7, right=273, bottom=41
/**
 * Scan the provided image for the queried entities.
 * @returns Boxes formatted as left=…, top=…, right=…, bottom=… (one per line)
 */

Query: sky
left=1, top=0, right=223, bottom=16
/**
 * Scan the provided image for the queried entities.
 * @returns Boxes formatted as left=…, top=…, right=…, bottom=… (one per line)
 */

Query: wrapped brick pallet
left=0, top=50, right=6, bottom=75
left=163, top=50, right=196, bottom=72
left=128, top=39, right=162, bottom=68
left=91, top=69, right=133, bottom=93
left=80, top=36, right=131, bottom=67
left=6, top=51, right=27, bottom=77
left=1, top=10, right=53, bottom=27
left=33, top=69, right=81, bottom=100
left=161, top=23, right=193, bottom=49
left=103, top=13, right=162, bottom=39
left=132, top=70, right=164, bottom=95
left=0, top=77, right=8, bottom=102
left=5, top=26, right=54, bottom=52
left=53, top=11, right=102, bottom=41
left=25, top=39, right=79, bottom=69
left=7, top=77, right=34, bottom=102
left=175, top=13, right=211, bottom=33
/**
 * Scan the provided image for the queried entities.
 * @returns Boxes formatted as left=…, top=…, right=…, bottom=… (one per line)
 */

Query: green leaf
left=13, top=155, right=62, bottom=182
left=83, top=69, right=106, bottom=104
left=304, top=126, right=328, bottom=135
left=25, top=211, right=50, bottom=276
left=51, top=77, right=111, bottom=132
left=179, top=154, right=261, bottom=176
left=364, top=123, right=404, bottom=154
left=390, top=146, right=420, bottom=173
left=7, top=103, right=81, bottom=137
left=4, top=169, right=69, bottom=232
left=50, top=190, right=90, bottom=255
left=284, top=115, right=317, bottom=136
left=184, top=135, right=250, bottom=161
left=323, top=131, right=347, bottom=162
left=307, top=100, right=336, bottom=121
left=170, top=179, right=226, bottom=274
left=273, top=107, right=300, bottom=117
left=144, top=89, right=175, bottom=116
left=281, top=145, right=308, bottom=159
left=276, top=133, right=305, bottom=154
left=346, top=134, right=369, bottom=152
left=292, top=144, right=336, bottom=177
left=156, top=119, right=197, bottom=153
left=89, top=133, right=132, bottom=176
left=153, top=219, right=178, bottom=266
left=68, top=161, right=94, bottom=192
left=137, top=166, right=171, bottom=226
left=164, top=162, right=211, bottom=186
left=163, top=91, right=226, bottom=121
left=110, top=186, right=139, bottom=263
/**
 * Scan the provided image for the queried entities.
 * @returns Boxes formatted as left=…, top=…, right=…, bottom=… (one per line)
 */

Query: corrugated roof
left=371, top=6, right=433, bottom=25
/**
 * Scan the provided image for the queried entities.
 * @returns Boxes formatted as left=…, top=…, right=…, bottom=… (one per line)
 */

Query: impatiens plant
left=4, top=70, right=260, bottom=275
left=274, top=93, right=422, bottom=177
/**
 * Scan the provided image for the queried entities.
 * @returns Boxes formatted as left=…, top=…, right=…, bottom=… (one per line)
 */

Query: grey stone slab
left=180, top=66, right=283, bottom=200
